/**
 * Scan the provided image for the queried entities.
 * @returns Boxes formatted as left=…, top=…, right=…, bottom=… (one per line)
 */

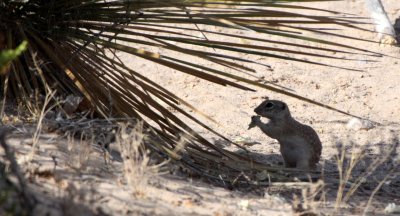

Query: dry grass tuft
left=326, top=134, right=400, bottom=214
left=116, top=122, right=166, bottom=198
left=66, top=133, right=92, bottom=171
left=28, top=90, right=58, bottom=164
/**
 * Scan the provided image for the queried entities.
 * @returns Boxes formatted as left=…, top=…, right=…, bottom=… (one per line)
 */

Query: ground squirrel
left=248, top=100, right=322, bottom=170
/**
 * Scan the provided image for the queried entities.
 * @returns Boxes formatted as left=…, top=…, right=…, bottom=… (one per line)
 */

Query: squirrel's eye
left=265, top=102, right=274, bottom=109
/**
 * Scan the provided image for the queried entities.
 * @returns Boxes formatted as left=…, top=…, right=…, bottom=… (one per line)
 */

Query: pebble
left=346, top=118, right=375, bottom=131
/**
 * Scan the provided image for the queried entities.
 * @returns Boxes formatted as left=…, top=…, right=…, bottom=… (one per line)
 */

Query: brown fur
left=249, top=100, right=322, bottom=170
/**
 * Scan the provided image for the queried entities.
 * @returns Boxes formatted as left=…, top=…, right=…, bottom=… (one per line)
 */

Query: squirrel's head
left=254, top=100, right=291, bottom=121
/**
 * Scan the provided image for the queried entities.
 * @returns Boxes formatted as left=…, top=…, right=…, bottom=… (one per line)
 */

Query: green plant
left=0, top=40, right=27, bottom=73
left=0, top=40, right=28, bottom=119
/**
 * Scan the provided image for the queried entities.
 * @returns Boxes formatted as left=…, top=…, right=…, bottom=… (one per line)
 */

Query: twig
left=363, top=170, right=395, bottom=216
left=0, top=71, right=9, bottom=121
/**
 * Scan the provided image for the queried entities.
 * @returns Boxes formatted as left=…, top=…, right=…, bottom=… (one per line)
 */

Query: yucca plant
left=0, top=0, right=379, bottom=183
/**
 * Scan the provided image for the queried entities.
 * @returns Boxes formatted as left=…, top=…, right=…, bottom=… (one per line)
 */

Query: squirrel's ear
left=281, top=103, right=286, bottom=110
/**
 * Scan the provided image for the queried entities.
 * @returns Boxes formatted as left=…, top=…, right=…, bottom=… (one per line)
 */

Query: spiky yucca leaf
left=0, top=0, right=378, bottom=183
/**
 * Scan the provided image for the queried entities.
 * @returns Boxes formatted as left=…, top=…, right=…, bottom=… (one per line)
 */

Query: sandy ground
left=1, top=0, right=400, bottom=215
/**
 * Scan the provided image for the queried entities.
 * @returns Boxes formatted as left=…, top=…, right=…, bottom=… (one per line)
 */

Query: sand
left=1, top=0, right=399, bottom=215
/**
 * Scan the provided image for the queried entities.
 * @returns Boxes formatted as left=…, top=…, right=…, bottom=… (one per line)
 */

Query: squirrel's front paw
left=248, top=115, right=261, bottom=130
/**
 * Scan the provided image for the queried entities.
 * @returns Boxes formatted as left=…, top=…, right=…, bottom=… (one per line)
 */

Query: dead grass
left=326, top=134, right=400, bottom=214
left=116, top=122, right=167, bottom=198
left=0, top=114, right=398, bottom=215
left=0, top=90, right=398, bottom=215
left=28, top=90, right=58, bottom=164
left=66, top=133, right=91, bottom=171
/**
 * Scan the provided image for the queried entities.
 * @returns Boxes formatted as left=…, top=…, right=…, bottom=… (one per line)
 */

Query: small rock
left=44, top=110, right=56, bottom=119
left=256, top=170, right=269, bottom=181
left=238, top=200, right=250, bottom=211
left=63, top=95, right=83, bottom=115
left=384, top=203, right=400, bottom=214
left=264, top=193, right=287, bottom=205
left=233, top=136, right=251, bottom=144
left=346, top=118, right=375, bottom=131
